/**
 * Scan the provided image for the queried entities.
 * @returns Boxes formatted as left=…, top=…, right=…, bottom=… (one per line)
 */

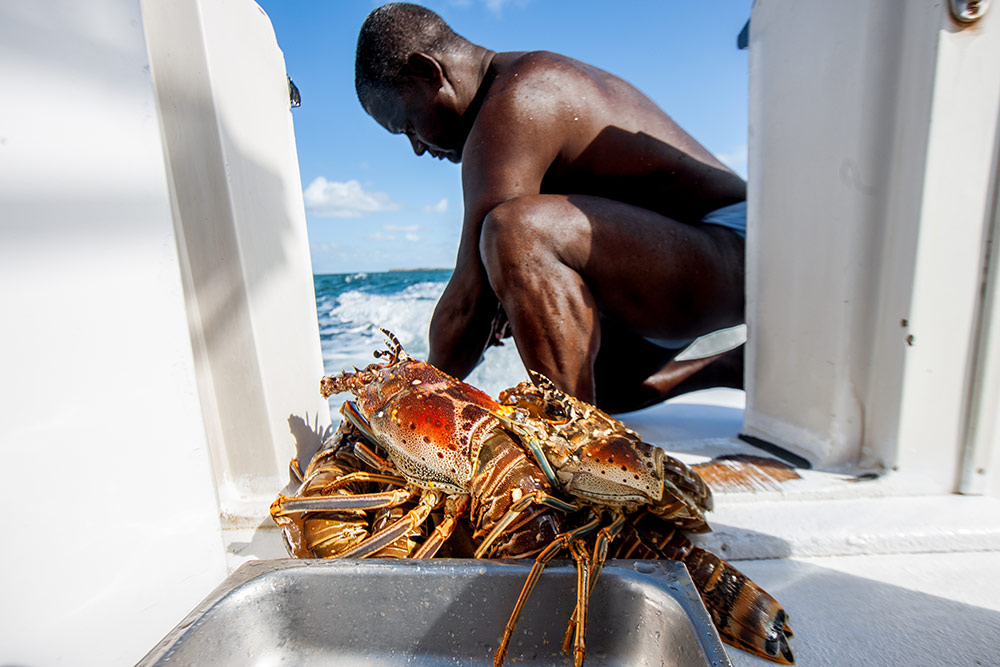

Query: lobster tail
left=612, top=514, right=794, bottom=664
left=682, top=545, right=794, bottom=664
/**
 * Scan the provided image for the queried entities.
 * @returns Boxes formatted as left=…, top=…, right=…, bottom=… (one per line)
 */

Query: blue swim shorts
left=701, top=201, right=747, bottom=238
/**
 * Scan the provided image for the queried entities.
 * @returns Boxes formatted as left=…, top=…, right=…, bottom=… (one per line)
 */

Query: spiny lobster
left=497, top=372, right=794, bottom=664
left=271, top=330, right=600, bottom=664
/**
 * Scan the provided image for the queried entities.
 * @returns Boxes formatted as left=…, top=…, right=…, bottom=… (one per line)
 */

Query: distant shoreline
left=313, top=268, right=453, bottom=278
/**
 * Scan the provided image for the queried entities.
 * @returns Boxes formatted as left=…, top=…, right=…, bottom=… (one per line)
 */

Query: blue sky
left=255, top=0, right=752, bottom=274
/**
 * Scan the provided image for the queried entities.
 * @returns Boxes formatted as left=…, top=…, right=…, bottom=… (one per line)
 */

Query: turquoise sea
left=314, top=270, right=526, bottom=399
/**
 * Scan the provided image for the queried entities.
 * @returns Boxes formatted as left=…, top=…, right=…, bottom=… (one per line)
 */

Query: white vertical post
left=960, top=141, right=1000, bottom=496
left=744, top=1, right=1000, bottom=492
left=142, top=0, right=331, bottom=516
left=0, top=1, right=229, bottom=663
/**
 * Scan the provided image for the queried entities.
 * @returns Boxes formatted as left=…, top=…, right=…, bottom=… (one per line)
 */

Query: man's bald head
left=355, top=3, right=473, bottom=109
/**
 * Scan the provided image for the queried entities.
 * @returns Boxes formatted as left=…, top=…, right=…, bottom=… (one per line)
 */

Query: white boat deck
left=729, top=551, right=1000, bottom=666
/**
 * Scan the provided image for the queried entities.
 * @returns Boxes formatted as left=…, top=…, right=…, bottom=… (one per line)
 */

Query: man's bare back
left=476, top=51, right=745, bottom=223
left=357, top=4, right=746, bottom=412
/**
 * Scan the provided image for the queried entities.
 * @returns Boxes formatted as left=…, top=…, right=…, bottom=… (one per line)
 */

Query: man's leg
left=592, top=319, right=744, bottom=413
left=479, top=193, right=745, bottom=409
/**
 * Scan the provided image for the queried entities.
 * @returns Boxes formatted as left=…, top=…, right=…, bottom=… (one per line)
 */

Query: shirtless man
left=355, top=3, right=747, bottom=413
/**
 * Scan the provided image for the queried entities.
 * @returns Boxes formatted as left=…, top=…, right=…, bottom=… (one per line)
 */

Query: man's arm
left=426, top=227, right=499, bottom=377
left=427, top=68, right=564, bottom=377
left=427, top=151, right=541, bottom=377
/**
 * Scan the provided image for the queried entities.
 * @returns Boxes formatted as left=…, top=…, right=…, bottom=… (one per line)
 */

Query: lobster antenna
left=528, top=369, right=559, bottom=390
left=378, top=328, right=409, bottom=362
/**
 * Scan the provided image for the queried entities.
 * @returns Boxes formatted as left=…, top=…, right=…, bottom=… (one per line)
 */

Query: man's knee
left=479, top=195, right=568, bottom=277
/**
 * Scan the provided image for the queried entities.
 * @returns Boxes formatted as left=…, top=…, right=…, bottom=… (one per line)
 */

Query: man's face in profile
left=366, top=84, right=464, bottom=164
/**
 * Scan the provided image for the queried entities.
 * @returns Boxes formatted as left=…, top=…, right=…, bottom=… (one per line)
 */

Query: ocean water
left=314, top=270, right=527, bottom=401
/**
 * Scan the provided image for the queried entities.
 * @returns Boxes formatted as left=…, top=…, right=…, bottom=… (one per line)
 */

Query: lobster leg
left=368, top=484, right=424, bottom=558
left=289, top=458, right=305, bottom=483
left=588, top=513, right=625, bottom=582
left=474, top=490, right=578, bottom=558
left=271, top=487, right=417, bottom=515
left=568, top=540, right=592, bottom=667
left=340, top=400, right=381, bottom=446
left=412, top=495, right=471, bottom=558
left=352, top=440, right=396, bottom=472
left=335, top=489, right=444, bottom=559
left=492, top=516, right=601, bottom=667
left=319, top=471, right=407, bottom=494
left=508, top=423, right=560, bottom=488
left=562, top=512, right=627, bottom=654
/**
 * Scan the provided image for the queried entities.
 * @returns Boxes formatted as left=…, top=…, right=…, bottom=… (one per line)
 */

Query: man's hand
left=488, top=305, right=512, bottom=348
left=427, top=268, right=501, bottom=379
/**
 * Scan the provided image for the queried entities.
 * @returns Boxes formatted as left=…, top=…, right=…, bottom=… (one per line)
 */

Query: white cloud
left=368, top=224, right=423, bottom=244
left=449, top=0, right=528, bottom=15
left=717, top=144, right=748, bottom=179
left=303, top=177, right=402, bottom=218
left=422, top=198, right=449, bottom=213
left=484, top=0, right=526, bottom=15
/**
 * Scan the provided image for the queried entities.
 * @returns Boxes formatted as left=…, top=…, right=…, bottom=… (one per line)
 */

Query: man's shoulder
left=495, top=50, right=596, bottom=88
left=462, top=51, right=621, bottom=169
left=503, top=50, right=579, bottom=69
left=481, top=51, right=599, bottom=119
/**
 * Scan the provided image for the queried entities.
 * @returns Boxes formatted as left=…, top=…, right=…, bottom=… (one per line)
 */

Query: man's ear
left=405, top=52, right=444, bottom=86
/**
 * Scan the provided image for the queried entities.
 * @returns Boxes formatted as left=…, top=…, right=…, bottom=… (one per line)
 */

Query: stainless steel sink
left=140, top=559, right=732, bottom=666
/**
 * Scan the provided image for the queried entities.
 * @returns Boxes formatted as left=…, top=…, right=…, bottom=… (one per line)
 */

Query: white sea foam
left=464, top=342, right=526, bottom=399
left=317, top=276, right=526, bottom=401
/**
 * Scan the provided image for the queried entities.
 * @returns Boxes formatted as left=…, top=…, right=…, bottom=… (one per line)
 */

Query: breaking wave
left=315, top=270, right=526, bottom=401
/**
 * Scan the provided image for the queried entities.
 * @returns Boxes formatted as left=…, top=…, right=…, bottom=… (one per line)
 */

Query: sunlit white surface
left=0, top=2, right=227, bottom=665
left=730, top=552, right=1000, bottom=667
left=745, top=0, right=1000, bottom=493
left=622, top=388, right=746, bottom=443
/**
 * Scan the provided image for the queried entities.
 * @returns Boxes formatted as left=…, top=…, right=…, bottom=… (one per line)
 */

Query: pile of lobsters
left=271, top=330, right=794, bottom=666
